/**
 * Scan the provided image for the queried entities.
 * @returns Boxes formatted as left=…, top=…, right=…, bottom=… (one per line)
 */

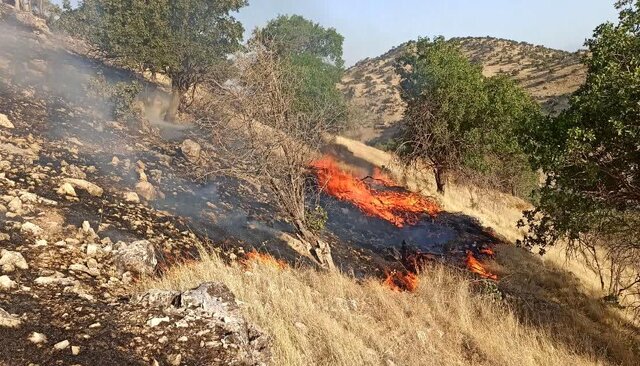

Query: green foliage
left=306, top=205, right=328, bottom=233
left=254, top=15, right=348, bottom=131
left=397, top=37, right=540, bottom=195
left=55, top=0, right=246, bottom=120
left=89, top=74, right=142, bottom=122
left=255, top=14, right=345, bottom=68
left=519, top=0, right=640, bottom=253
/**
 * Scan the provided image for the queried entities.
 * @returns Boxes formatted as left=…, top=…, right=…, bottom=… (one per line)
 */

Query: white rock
left=124, top=191, right=140, bottom=203
left=0, top=275, right=16, bottom=291
left=29, top=332, right=47, bottom=344
left=34, top=239, right=48, bottom=247
left=135, top=181, right=158, bottom=201
left=7, top=197, right=22, bottom=212
left=114, top=240, right=157, bottom=276
left=71, top=345, right=80, bottom=355
left=0, top=113, right=14, bottom=129
left=147, top=317, right=170, bottom=327
left=0, top=250, right=28, bottom=272
left=86, top=243, right=100, bottom=257
left=53, top=340, right=69, bottom=350
left=56, top=183, right=77, bottom=197
left=62, top=178, right=103, bottom=197
left=181, top=139, right=201, bottom=162
left=20, top=222, right=43, bottom=236
left=0, top=307, right=21, bottom=328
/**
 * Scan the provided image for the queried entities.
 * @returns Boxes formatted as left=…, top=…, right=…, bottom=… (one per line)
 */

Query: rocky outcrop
left=113, top=240, right=158, bottom=276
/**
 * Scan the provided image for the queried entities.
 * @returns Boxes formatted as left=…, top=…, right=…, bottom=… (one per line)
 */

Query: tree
left=56, top=0, right=247, bottom=122
left=252, top=15, right=347, bottom=126
left=396, top=37, right=487, bottom=194
left=206, top=39, right=345, bottom=269
left=397, top=37, right=540, bottom=195
left=520, top=0, right=640, bottom=311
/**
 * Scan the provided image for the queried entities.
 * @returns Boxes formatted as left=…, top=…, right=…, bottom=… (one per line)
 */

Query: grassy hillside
left=340, top=37, right=587, bottom=143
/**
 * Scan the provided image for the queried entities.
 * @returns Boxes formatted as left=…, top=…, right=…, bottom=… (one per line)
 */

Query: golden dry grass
left=139, top=251, right=611, bottom=366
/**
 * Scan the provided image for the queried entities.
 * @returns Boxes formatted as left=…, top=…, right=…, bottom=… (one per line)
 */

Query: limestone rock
left=147, top=317, right=170, bottom=327
left=56, top=182, right=77, bottom=197
left=0, top=250, right=28, bottom=273
left=181, top=139, right=201, bottom=162
left=0, top=275, right=16, bottom=291
left=28, top=332, right=47, bottom=344
left=0, top=307, right=21, bottom=328
left=114, top=240, right=157, bottom=276
left=20, top=222, right=43, bottom=236
left=0, top=113, right=13, bottom=129
left=53, top=339, right=70, bottom=350
left=124, top=191, right=140, bottom=203
left=132, top=289, right=180, bottom=308
left=135, top=181, right=158, bottom=201
left=62, top=178, right=103, bottom=197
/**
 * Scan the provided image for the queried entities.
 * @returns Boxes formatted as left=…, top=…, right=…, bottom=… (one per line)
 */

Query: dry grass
left=138, top=251, right=609, bottom=366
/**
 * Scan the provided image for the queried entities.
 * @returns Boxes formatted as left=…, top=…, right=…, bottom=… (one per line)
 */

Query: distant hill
left=340, top=37, right=587, bottom=144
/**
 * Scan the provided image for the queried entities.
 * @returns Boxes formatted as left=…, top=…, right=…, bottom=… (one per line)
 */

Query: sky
left=60, top=0, right=619, bottom=66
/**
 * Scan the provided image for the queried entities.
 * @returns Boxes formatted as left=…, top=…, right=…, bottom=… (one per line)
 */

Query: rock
left=132, top=289, right=180, bottom=308
left=181, top=139, right=201, bottom=162
left=180, top=282, right=238, bottom=315
left=34, top=239, right=47, bottom=247
left=0, top=307, right=21, bottom=328
left=86, top=243, right=100, bottom=257
left=56, top=183, right=77, bottom=197
left=53, top=340, right=70, bottom=350
left=71, top=346, right=80, bottom=355
left=114, top=240, right=157, bottom=276
left=124, top=191, right=140, bottom=203
left=88, top=322, right=101, bottom=329
left=0, top=113, right=14, bottom=129
left=20, top=222, right=42, bottom=236
left=167, top=353, right=182, bottom=366
left=28, top=332, right=47, bottom=344
left=147, top=317, right=170, bottom=327
left=135, top=181, right=158, bottom=201
left=62, top=178, right=103, bottom=197
left=35, top=272, right=78, bottom=286
left=86, top=258, right=98, bottom=270
left=0, top=275, right=16, bottom=291
left=0, top=250, right=28, bottom=273
left=7, top=197, right=22, bottom=212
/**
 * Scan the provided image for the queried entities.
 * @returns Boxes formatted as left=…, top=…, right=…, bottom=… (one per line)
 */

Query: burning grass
left=138, top=250, right=609, bottom=366
left=311, top=155, right=440, bottom=227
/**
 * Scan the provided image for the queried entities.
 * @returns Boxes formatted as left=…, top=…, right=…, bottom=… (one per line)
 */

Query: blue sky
left=60, top=1, right=619, bottom=66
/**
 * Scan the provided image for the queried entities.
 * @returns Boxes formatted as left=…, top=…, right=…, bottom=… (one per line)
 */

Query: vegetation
left=396, top=37, right=540, bottom=195
left=56, top=0, right=246, bottom=121
left=520, top=0, right=640, bottom=314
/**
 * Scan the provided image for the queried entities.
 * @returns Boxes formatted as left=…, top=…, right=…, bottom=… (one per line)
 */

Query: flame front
left=383, top=271, right=419, bottom=292
left=465, top=251, right=498, bottom=280
left=311, top=156, right=441, bottom=227
left=242, top=250, right=287, bottom=270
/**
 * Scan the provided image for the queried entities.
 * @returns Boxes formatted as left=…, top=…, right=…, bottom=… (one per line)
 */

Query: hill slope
left=340, top=37, right=587, bottom=143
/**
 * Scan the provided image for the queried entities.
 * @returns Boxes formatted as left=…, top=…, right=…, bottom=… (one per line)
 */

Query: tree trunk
left=434, top=167, right=446, bottom=194
left=164, top=85, right=182, bottom=122
left=294, top=219, right=335, bottom=270
left=38, top=0, right=43, bottom=15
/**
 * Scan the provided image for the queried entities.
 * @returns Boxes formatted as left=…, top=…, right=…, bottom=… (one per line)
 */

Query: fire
left=372, top=167, right=396, bottom=187
left=311, top=156, right=440, bottom=227
left=383, top=270, right=419, bottom=292
left=241, top=250, right=287, bottom=270
left=465, top=251, right=498, bottom=280
left=479, top=247, right=495, bottom=256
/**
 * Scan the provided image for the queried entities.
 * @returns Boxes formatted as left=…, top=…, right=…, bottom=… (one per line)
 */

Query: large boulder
left=180, top=139, right=201, bottom=162
left=135, top=181, right=158, bottom=201
left=114, top=240, right=157, bottom=276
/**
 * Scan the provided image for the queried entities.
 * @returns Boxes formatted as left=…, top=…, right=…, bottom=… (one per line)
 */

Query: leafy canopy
left=519, top=0, right=640, bottom=252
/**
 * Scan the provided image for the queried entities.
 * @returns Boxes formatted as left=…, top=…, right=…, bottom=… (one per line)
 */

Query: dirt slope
left=340, top=37, right=587, bottom=143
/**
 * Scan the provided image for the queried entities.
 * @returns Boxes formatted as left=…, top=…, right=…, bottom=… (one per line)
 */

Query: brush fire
left=311, top=155, right=498, bottom=291
left=242, top=250, right=288, bottom=270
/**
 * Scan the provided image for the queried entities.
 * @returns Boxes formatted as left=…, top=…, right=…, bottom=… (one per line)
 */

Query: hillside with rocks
left=340, top=37, right=587, bottom=144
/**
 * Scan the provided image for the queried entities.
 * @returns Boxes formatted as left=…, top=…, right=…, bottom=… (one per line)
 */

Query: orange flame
left=383, top=271, right=419, bottom=292
left=479, top=247, right=495, bottom=256
left=465, top=251, right=498, bottom=280
left=241, top=250, right=287, bottom=270
left=311, top=156, right=441, bottom=227
left=372, top=167, right=396, bottom=187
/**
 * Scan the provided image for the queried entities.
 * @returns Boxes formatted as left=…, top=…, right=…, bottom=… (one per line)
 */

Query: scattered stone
left=71, top=345, right=80, bottom=355
left=35, top=272, right=78, bottom=286
left=7, top=197, right=22, bottom=212
left=62, top=178, right=103, bottom=197
left=0, top=307, right=21, bottom=328
left=0, top=275, right=17, bottom=291
left=56, top=182, right=77, bottom=197
left=29, top=332, right=48, bottom=344
left=0, top=113, right=14, bottom=129
left=86, top=243, right=100, bottom=257
left=20, top=222, right=43, bottom=236
left=177, top=336, right=188, bottom=342
left=114, top=240, right=157, bottom=276
left=147, top=317, right=170, bottom=327
left=132, top=289, right=180, bottom=308
left=124, top=191, right=140, bottom=203
left=167, top=353, right=182, bottom=366
left=0, top=250, right=28, bottom=273
left=88, top=322, right=101, bottom=329
left=181, top=139, right=201, bottom=162
left=53, top=340, right=70, bottom=350
left=34, top=239, right=48, bottom=247
left=135, top=181, right=158, bottom=201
